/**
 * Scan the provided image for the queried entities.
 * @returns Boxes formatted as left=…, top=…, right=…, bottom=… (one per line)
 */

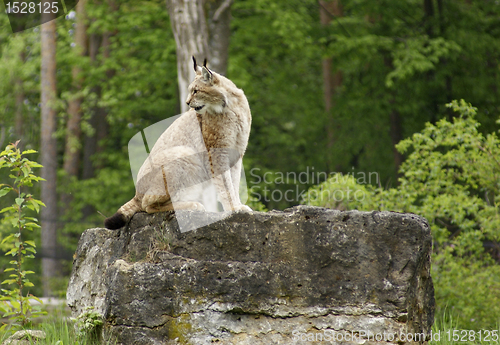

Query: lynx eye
left=193, top=90, right=198, bottom=95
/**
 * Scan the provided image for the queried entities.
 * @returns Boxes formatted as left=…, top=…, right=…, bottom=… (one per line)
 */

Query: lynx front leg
left=213, top=169, right=238, bottom=210
left=210, top=149, right=250, bottom=212
left=229, top=158, right=252, bottom=211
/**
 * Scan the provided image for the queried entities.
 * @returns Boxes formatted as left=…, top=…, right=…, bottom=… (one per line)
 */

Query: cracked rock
left=67, top=206, right=434, bottom=344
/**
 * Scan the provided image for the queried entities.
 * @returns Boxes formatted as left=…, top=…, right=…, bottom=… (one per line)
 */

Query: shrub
left=0, top=141, right=46, bottom=331
left=303, top=100, right=500, bottom=329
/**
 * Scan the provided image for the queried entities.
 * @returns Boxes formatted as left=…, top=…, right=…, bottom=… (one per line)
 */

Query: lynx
left=104, top=57, right=252, bottom=230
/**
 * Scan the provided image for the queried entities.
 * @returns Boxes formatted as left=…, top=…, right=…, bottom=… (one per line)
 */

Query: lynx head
left=186, top=57, right=228, bottom=115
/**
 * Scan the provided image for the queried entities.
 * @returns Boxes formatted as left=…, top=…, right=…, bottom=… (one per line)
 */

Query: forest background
left=0, top=0, right=499, bottom=332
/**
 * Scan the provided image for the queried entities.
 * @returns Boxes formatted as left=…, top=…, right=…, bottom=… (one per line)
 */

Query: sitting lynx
left=104, top=57, right=252, bottom=230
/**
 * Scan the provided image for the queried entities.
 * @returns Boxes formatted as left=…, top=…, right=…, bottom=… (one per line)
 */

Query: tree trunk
left=64, top=0, right=87, bottom=177
left=436, top=0, right=444, bottom=35
left=166, top=0, right=209, bottom=113
left=423, top=0, right=434, bottom=37
left=207, top=0, right=232, bottom=75
left=319, top=0, right=343, bottom=172
left=63, top=0, right=88, bottom=192
left=40, top=2, right=59, bottom=297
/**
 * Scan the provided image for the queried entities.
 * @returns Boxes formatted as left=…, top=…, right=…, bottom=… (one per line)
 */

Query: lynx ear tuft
left=203, top=58, right=208, bottom=68
left=201, top=66, right=213, bottom=83
left=192, top=56, right=197, bottom=72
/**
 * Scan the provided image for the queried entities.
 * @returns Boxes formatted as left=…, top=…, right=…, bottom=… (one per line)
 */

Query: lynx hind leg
left=141, top=187, right=205, bottom=213
left=142, top=193, right=172, bottom=214
left=141, top=146, right=208, bottom=213
left=163, top=146, right=209, bottom=208
left=139, top=162, right=171, bottom=214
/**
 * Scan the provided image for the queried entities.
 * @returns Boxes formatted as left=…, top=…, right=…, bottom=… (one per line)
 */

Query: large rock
left=67, top=206, right=434, bottom=344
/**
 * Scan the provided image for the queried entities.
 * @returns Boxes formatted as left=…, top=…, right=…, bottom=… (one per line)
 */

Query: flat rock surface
left=67, top=206, right=434, bottom=344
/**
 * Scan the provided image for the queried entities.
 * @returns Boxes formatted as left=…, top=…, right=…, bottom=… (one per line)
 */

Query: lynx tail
left=104, top=197, right=142, bottom=230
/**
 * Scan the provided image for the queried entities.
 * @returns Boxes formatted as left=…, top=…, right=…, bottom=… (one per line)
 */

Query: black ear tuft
left=203, top=58, right=208, bottom=68
left=104, top=212, right=127, bottom=230
left=192, top=56, right=197, bottom=72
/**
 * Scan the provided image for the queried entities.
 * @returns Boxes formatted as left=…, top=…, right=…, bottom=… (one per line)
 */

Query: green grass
left=0, top=297, right=101, bottom=344
left=1, top=308, right=498, bottom=344
left=430, top=310, right=500, bottom=345
left=0, top=320, right=104, bottom=345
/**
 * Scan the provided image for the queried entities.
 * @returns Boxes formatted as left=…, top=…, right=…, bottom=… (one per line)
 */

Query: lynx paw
left=234, top=204, right=252, bottom=212
left=172, top=201, right=206, bottom=211
left=189, top=202, right=206, bottom=211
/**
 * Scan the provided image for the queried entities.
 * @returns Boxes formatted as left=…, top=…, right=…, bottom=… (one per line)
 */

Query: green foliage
left=302, top=172, right=377, bottom=210
left=386, top=36, right=461, bottom=88
left=71, top=306, right=103, bottom=341
left=83, top=0, right=178, bottom=125
left=303, top=100, right=500, bottom=329
left=245, top=187, right=268, bottom=212
left=231, top=0, right=325, bottom=210
left=0, top=141, right=46, bottom=332
left=229, top=0, right=499, bottom=209
left=0, top=24, right=41, bottom=150
left=1, top=0, right=500, bottom=331
left=59, top=164, right=135, bottom=250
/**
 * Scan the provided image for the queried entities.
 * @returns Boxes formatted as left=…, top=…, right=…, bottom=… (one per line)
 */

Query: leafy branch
left=0, top=141, right=46, bottom=332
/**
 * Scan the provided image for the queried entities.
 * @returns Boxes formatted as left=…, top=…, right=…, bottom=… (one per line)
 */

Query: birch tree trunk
left=166, top=0, right=209, bottom=113
left=207, top=0, right=232, bottom=76
left=40, top=1, right=59, bottom=297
